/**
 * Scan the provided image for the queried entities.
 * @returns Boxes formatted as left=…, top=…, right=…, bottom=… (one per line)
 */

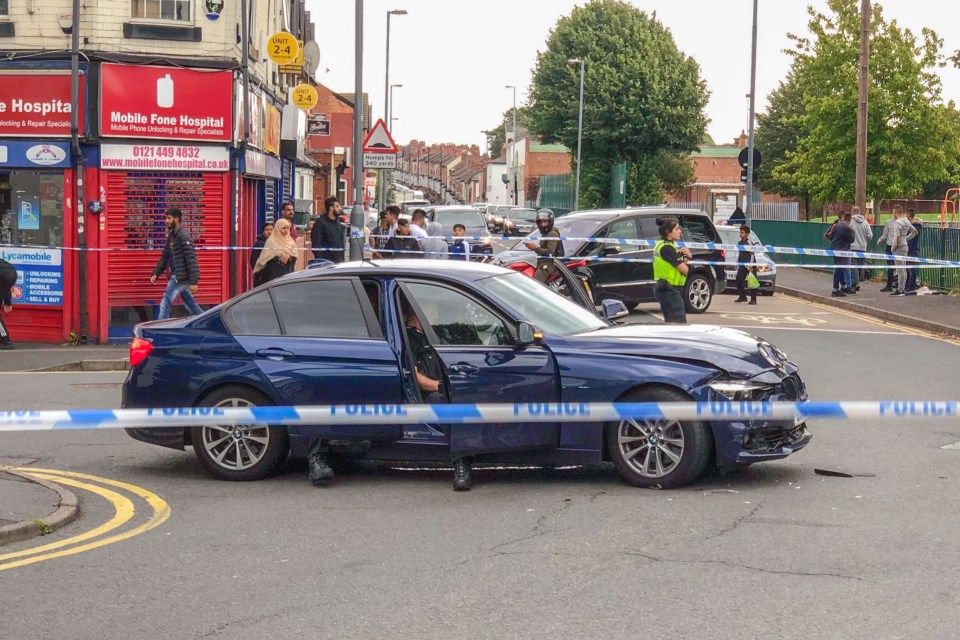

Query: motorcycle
left=505, top=257, right=597, bottom=313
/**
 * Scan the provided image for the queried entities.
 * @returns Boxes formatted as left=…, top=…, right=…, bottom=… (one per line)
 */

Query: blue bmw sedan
left=122, top=260, right=810, bottom=489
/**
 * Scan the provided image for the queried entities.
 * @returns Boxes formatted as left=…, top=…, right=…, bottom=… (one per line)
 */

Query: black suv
left=495, top=208, right=726, bottom=313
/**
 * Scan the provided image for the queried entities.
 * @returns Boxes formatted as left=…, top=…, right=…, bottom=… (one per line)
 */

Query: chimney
left=736, top=130, right=748, bottom=148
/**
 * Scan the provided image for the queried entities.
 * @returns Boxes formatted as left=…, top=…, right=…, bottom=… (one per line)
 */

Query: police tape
left=4, top=237, right=958, bottom=268
left=1, top=401, right=958, bottom=433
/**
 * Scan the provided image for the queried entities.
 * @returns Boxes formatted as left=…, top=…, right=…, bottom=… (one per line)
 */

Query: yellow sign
left=279, top=40, right=305, bottom=75
left=267, top=32, right=299, bottom=65
left=291, top=84, right=318, bottom=111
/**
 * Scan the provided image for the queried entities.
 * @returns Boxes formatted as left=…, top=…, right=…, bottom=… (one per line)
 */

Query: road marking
left=0, top=469, right=170, bottom=572
left=721, top=314, right=826, bottom=326
left=796, top=298, right=960, bottom=346
left=717, top=325, right=901, bottom=335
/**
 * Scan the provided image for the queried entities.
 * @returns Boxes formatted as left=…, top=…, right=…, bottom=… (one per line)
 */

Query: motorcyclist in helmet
left=524, top=209, right=565, bottom=284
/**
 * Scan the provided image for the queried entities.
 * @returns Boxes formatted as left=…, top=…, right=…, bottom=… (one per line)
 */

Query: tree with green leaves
left=527, top=0, right=708, bottom=207
left=766, top=0, right=959, bottom=203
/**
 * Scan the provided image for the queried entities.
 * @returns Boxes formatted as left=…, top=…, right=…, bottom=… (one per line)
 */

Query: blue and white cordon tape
left=1, top=401, right=958, bottom=433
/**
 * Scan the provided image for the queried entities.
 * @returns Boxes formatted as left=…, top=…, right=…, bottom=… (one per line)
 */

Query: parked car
left=424, top=206, right=493, bottom=260
left=489, top=205, right=517, bottom=233
left=716, top=225, right=777, bottom=295
left=502, top=208, right=538, bottom=236
left=123, top=260, right=810, bottom=489
left=493, top=208, right=726, bottom=313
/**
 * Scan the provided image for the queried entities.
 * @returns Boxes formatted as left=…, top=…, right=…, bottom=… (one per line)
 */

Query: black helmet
left=535, top=208, right=555, bottom=233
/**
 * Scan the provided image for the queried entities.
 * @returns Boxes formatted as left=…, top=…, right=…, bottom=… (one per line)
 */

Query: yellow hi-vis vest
left=654, top=240, right=686, bottom=286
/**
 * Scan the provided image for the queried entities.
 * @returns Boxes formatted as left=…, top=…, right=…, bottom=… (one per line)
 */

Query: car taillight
left=130, top=337, right=154, bottom=366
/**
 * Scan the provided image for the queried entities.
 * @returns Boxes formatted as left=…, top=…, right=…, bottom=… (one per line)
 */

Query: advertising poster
left=0, top=247, right=64, bottom=306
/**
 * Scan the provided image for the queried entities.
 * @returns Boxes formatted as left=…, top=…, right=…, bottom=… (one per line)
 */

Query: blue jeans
left=905, top=252, right=919, bottom=291
left=832, top=257, right=850, bottom=291
left=158, top=277, right=203, bottom=320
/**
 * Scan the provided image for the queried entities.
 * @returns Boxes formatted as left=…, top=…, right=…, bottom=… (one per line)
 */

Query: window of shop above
left=131, top=0, right=191, bottom=21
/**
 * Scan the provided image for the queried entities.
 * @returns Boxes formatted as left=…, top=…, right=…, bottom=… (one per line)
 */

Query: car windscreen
left=435, top=210, right=486, bottom=230
left=509, top=209, right=537, bottom=221
left=479, top=272, right=607, bottom=336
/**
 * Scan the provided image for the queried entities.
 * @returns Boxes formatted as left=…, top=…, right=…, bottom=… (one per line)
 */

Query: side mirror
left=517, top=321, right=542, bottom=346
left=600, top=245, right=620, bottom=257
left=601, top=299, right=629, bottom=320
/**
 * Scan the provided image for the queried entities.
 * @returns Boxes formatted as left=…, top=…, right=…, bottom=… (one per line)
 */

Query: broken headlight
left=708, top=380, right=776, bottom=401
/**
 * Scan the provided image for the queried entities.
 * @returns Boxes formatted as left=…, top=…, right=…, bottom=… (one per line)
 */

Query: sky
left=304, top=0, right=960, bottom=152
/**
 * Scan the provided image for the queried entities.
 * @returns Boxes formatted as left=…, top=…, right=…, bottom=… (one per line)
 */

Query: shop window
left=0, top=171, right=64, bottom=247
left=131, top=0, right=191, bottom=21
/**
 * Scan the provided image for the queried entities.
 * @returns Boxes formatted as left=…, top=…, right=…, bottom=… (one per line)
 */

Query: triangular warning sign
left=362, top=118, right=399, bottom=153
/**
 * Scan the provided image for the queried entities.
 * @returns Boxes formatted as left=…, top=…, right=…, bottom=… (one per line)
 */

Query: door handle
left=256, top=348, right=294, bottom=360
left=448, top=363, right=479, bottom=376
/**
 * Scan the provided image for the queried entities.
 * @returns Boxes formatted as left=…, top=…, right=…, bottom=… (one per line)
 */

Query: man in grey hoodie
left=888, top=207, right=918, bottom=296
left=876, top=206, right=902, bottom=291
left=849, top=205, right=873, bottom=290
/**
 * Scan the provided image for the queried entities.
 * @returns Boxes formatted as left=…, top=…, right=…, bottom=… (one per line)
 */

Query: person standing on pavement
left=889, top=206, right=919, bottom=296
left=150, top=207, right=203, bottom=320
left=0, top=258, right=18, bottom=350
left=281, top=201, right=298, bottom=240
left=370, top=211, right=393, bottom=259
left=253, top=218, right=298, bottom=283
left=523, top=209, right=564, bottom=284
left=905, top=209, right=923, bottom=292
left=849, top=205, right=873, bottom=291
left=250, top=222, right=273, bottom=287
left=734, top=225, right=758, bottom=305
left=310, top=196, right=345, bottom=263
left=422, top=221, right=449, bottom=259
left=449, top=223, right=471, bottom=261
left=408, top=209, right=431, bottom=256
left=877, top=206, right=903, bottom=291
left=653, top=218, right=691, bottom=324
left=383, top=218, right=421, bottom=258
left=830, top=212, right=856, bottom=297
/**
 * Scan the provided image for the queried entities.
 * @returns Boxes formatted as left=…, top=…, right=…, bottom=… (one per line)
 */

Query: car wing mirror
left=600, top=245, right=620, bottom=257
left=517, top=321, right=543, bottom=346
left=601, top=299, right=630, bottom=320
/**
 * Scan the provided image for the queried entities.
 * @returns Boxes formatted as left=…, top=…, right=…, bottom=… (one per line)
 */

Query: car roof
left=286, top=259, right=511, bottom=283
left=561, top=207, right=710, bottom=221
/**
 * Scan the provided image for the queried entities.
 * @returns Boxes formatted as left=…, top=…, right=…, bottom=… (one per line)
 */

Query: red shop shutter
left=104, top=171, right=229, bottom=306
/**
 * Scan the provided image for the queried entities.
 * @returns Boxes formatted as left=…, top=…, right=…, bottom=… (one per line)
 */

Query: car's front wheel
left=684, top=273, right=713, bottom=313
left=191, top=385, right=289, bottom=481
left=606, top=387, right=712, bottom=489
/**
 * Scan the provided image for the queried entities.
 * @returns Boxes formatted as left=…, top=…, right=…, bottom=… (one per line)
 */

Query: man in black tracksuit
left=0, top=258, right=17, bottom=349
left=733, top=225, right=758, bottom=305
left=150, top=207, right=202, bottom=320
left=310, top=196, right=345, bottom=262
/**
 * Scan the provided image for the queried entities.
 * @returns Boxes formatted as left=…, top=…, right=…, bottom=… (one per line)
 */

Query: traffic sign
left=361, top=118, right=399, bottom=154
left=740, top=168, right=758, bottom=183
left=267, top=32, right=299, bottom=65
left=291, top=84, right=318, bottom=111
left=363, top=153, right=397, bottom=169
left=738, top=147, right=762, bottom=169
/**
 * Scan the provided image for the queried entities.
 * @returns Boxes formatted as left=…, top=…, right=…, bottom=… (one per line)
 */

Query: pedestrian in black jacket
left=310, top=196, right=345, bottom=262
left=150, top=207, right=203, bottom=319
left=830, top=212, right=856, bottom=297
left=0, top=258, right=17, bottom=349
left=383, top=219, right=421, bottom=258
left=250, top=222, right=274, bottom=287
left=733, top=225, right=758, bottom=305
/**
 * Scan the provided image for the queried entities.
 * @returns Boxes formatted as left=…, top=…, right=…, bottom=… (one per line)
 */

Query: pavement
left=1, top=266, right=957, bottom=548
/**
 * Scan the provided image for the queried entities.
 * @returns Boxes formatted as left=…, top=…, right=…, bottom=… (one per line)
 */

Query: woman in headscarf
left=253, top=218, right=298, bottom=283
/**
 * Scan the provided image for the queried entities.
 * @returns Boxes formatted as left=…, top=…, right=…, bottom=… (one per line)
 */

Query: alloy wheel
left=687, top=277, right=711, bottom=311
left=616, top=417, right=685, bottom=478
left=200, top=398, right=271, bottom=472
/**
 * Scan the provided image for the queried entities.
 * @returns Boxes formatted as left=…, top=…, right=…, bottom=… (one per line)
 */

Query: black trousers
left=885, top=246, right=895, bottom=288
left=654, top=281, right=687, bottom=324
left=735, top=267, right=757, bottom=301
left=0, top=284, right=11, bottom=344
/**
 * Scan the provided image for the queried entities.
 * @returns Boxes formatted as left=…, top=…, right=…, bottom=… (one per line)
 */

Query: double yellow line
left=0, top=468, right=170, bottom=572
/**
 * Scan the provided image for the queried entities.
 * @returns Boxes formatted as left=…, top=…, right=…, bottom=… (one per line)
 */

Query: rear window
left=271, top=280, right=372, bottom=338
left=434, top=210, right=486, bottom=229
left=678, top=215, right=719, bottom=243
left=224, top=290, right=281, bottom=336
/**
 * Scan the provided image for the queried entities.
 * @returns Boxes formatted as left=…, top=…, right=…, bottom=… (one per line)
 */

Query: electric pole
left=855, top=0, right=870, bottom=213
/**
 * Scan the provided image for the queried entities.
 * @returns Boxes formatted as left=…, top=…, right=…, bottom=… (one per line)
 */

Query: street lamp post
left=381, top=8, right=407, bottom=211
left=389, top=83, right=402, bottom=124
left=350, top=0, right=365, bottom=262
left=568, top=58, right=585, bottom=211
left=505, top=85, right=517, bottom=205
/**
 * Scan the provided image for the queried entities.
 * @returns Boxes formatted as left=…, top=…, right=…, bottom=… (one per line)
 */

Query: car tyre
left=606, top=387, right=712, bottom=489
left=684, top=272, right=713, bottom=314
left=191, top=385, right=289, bottom=481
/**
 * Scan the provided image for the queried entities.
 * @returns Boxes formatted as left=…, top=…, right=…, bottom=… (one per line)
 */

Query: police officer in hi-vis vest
left=653, top=219, right=692, bottom=324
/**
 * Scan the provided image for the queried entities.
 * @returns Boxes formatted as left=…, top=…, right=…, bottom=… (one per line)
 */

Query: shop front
left=89, top=62, right=233, bottom=343
left=0, top=69, right=85, bottom=343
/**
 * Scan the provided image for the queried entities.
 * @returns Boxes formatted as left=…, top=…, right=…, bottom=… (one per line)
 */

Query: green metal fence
left=750, top=221, right=960, bottom=291
left=538, top=174, right=574, bottom=210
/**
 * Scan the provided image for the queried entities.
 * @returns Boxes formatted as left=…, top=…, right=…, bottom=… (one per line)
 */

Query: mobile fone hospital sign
left=0, top=248, right=64, bottom=306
